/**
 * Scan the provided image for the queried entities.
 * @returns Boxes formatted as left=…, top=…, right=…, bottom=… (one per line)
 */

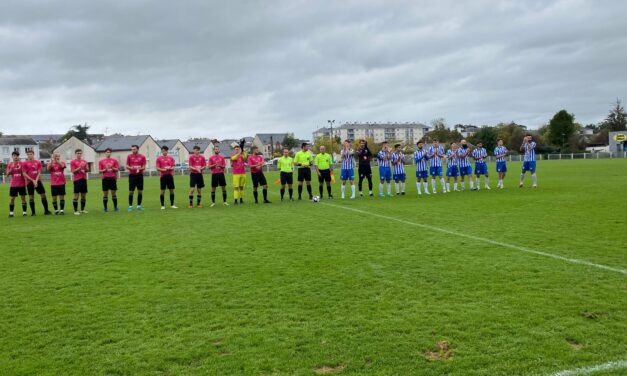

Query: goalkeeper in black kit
left=357, top=139, right=374, bottom=197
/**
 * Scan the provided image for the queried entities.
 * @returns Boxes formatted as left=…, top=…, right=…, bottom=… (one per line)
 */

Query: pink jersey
left=156, top=155, right=175, bottom=177
left=22, top=159, right=42, bottom=181
left=188, top=154, right=206, bottom=174
left=7, top=162, right=26, bottom=187
left=208, top=155, right=226, bottom=174
left=70, top=159, right=89, bottom=181
left=126, top=153, right=146, bottom=175
left=99, top=158, right=119, bottom=179
left=48, top=162, right=66, bottom=186
left=231, top=154, right=247, bottom=175
left=248, top=154, right=264, bottom=174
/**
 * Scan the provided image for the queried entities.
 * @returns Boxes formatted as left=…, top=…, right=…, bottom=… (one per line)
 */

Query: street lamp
left=327, top=119, right=335, bottom=156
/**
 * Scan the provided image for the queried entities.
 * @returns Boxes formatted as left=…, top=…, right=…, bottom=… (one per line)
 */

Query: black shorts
left=190, top=173, right=205, bottom=188
left=318, top=169, right=332, bottom=183
left=73, top=179, right=88, bottom=194
left=251, top=172, right=267, bottom=188
left=26, top=181, right=46, bottom=195
left=358, top=164, right=372, bottom=178
left=102, top=178, right=118, bottom=192
left=51, top=185, right=66, bottom=196
left=297, top=168, right=311, bottom=182
left=129, top=174, right=144, bottom=191
left=211, top=173, right=226, bottom=188
left=9, top=186, right=26, bottom=197
left=280, top=171, right=293, bottom=185
left=160, top=174, right=175, bottom=190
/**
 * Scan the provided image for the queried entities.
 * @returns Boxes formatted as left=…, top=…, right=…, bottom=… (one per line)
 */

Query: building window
left=2, top=147, right=9, bottom=155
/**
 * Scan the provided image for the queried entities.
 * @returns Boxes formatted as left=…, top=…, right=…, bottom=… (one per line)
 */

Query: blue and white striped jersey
left=472, top=148, right=487, bottom=164
left=341, top=149, right=354, bottom=170
left=392, top=152, right=405, bottom=174
left=458, top=148, right=471, bottom=167
left=523, top=141, right=536, bottom=161
left=446, top=149, right=459, bottom=166
left=413, top=149, right=429, bottom=171
left=427, top=145, right=445, bottom=167
left=494, top=146, right=508, bottom=162
left=377, top=150, right=392, bottom=168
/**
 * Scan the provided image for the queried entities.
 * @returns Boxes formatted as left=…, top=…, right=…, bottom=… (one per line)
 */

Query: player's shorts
left=394, top=173, right=406, bottom=182
left=416, top=170, right=428, bottom=179
left=379, top=166, right=392, bottom=182
left=50, top=185, right=66, bottom=197
left=297, top=168, right=311, bottom=182
left=459, top=165, right=473, bottom=176
left=446, top=166, right=459, bottom=177
left=129, top=174, right=144, bottom=191
left=318, top=169, right=332, bottom=183
left=251, top=172, right=267, bottom=187
left=10, top=186, right=26, bottom=197
left=160, top=175, right=175, bottom=190
left=474, top=163, right=488, bottom=175
left=280, top=171, right=293, bottom=185
left=496, top=161, right=507, bottom=173
left=189, top=173, right=205, bottom=188
left=102, top=178, right=118, bottom=192
left=358, top=164, right=372, bottom=178
left=522, top=161, right=536, bottom=173
left=340, top=169, right=354, bottom=181
left=26, top=181, right=46, bottom=195
left=211, top=173, right=227, bottom=188
left=430, top=166, right=443, bottom=177
left=73, top=179, right=88, bottom=194
left=232, top=174, right=246, bottom=187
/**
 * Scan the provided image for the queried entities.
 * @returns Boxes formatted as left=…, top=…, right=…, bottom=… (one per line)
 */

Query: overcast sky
left=1, top=0, right=625, bottom=140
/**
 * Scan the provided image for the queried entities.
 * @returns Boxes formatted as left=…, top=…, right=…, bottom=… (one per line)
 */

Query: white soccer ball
left=312, top=195, right=320, bottom=203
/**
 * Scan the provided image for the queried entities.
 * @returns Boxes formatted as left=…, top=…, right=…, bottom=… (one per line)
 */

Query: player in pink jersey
left=98, top=148, right=120, bottom=212
left=125, top=145, right=146, bottom=211
left=70, top=149, right=89, bottom=215
left=7, top=151, right=28, bottom=217
left=230, top=145, right=247, bottom=205
left=23, top=149, right=52, bottom=215
left=248, top=146, right=271, bottom=204
left=188, top=145, right=206, bottom=208
left=156, top=145, right=178, bottom=210
left=207, top=145, right=228, bottom=207
left=47, top=152, right=67, bottom=215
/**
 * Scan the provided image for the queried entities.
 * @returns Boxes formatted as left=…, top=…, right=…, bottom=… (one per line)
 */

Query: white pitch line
left=546, top=359, right=627, bottom=376
left=321, top=202, right=627, bottom=276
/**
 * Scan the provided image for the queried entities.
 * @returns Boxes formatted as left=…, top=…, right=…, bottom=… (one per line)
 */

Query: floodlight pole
left=328, top=119, right=335, bottom=160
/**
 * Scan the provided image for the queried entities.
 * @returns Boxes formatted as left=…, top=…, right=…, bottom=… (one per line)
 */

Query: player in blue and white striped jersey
left=427, top=139, right=447, bottom=193
left=494, top=139, right=508, bottom=189
left=519, top=134, right=538, bottom=188
left=445, top=143, right=460, bottom=192
left=340, top=140, right=356, bottom=199
left=458, top=139, right=474, bottom=190
left=392, top=144, right=406, bottom=195
left=377, top=142, right=393, bottom=197
left=472, top=142, right=490, bottom=190
left=413, top=141, right=430, bottom=195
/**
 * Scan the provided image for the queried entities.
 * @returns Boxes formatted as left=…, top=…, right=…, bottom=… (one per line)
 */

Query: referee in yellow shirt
left=277, top=148, right=294, bottom=201
left=314, top=145, right=334, bottom=199
left=294, top=142, right=314, bottom=200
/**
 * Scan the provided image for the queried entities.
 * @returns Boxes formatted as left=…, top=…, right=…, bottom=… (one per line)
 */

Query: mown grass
left=0, top=159, right=625, bottom=375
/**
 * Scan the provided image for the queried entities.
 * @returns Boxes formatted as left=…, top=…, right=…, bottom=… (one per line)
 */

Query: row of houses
left=0, top=133, right=300, bottom=173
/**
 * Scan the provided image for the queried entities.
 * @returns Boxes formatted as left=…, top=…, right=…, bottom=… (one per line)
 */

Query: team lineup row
left=3, top=135, right=539, bottom=217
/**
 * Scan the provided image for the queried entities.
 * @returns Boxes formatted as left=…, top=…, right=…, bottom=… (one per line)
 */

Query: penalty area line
left=321, top=202, right=627, bottom=276
left=545, top=359, right=627, bottom=376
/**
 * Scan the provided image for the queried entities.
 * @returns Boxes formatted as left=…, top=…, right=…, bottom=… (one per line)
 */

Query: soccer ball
left=312, top=196, right=320, bottom=203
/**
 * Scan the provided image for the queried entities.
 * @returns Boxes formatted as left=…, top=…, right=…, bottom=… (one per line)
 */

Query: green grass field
left=1, top=159, right=626, bottom=375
